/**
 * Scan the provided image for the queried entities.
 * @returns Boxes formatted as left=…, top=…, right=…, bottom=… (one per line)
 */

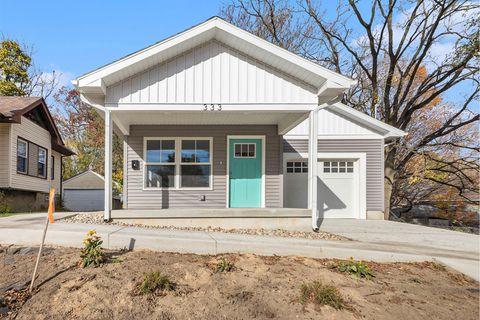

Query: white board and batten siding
left=286, top=108, right=384, bottom=138
left=105, top=40, right=317, bottom=105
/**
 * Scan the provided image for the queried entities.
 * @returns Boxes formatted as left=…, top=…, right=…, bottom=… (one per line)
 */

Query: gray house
left=73, top=17, right=405, bottom=229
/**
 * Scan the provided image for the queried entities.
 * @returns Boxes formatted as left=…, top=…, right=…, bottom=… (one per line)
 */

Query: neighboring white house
left=63, top=170, right=105, bottom=211
left=73, top=17, right=406, bottom=228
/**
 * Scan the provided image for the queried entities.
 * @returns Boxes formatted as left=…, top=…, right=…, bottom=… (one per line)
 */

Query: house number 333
left=203, top=104, right=222, bottom=111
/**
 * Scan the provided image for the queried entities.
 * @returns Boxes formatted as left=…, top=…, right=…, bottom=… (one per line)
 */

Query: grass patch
left=215, top=257, right=235, bottom=273
left=329, top=258, right=375, bottom=279
left=300, top=281, right=347, bottom=310
left=138, top=271, right=175, bottom=295
left=0, top=213, right=13, bottom=217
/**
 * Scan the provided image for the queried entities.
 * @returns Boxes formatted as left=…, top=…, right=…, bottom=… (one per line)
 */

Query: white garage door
left=284, top=158, right=359, bottom=218
left=63, top=189, right=105, bottom=212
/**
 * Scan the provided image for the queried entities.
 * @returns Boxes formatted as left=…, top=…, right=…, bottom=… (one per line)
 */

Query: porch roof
left=110, top=108, right=310, bottom=136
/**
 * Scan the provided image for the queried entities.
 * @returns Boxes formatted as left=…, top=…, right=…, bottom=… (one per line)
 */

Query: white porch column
left=104, top=109, right=113, bottom=221
left=307, top=109, right=319, bottom=230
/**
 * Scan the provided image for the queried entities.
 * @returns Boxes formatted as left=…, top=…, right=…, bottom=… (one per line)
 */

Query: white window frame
left=143, top=137, right=213, bottom=190
left=17, top=138, right=28, bottom=174
left=38, top=147, right=47, bottom=178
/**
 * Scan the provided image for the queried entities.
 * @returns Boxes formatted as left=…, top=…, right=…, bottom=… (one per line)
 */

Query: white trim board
left=283, top=152, right=367, bottom=219
left=226, top=135, right=266, bottom=209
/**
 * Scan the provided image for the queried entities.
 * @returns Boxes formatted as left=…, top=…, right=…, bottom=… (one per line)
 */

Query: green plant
left=300, top=281, right=346, bottom=310
left=139, top=271, right=175, bottom=295
left=80, top=230, right=105, bottom=268
left=0, top=191, right=12, bottom=214
left=335, top=258, right=375, bottom=279
left=215, top=257, right=235, bottom=273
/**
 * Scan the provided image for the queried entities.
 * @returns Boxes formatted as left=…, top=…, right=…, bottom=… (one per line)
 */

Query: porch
left=111, top=208, right=311, bottom=231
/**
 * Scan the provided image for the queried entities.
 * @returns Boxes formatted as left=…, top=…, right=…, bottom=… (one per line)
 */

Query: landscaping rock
left=62, top=212, right=349, bottom=241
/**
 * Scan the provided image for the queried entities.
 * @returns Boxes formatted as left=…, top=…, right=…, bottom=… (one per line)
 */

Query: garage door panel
left=64, top=189, right=104, bottom=211
left=284, top=157, right=359, bottom=218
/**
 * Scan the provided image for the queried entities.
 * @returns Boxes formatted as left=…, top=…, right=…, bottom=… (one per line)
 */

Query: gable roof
left=328, top=103, right=407, bottom=140
left=73, top=16, right=355, bottom=97
left=0, top=96, right=74, bottom=156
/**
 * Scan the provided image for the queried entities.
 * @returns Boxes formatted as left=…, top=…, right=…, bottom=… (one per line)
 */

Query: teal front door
left=229, top=138, right=262, bottom=208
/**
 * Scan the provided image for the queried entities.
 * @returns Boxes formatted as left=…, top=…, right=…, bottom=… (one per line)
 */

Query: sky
left=0, top=0, right=224, bottom=87
left=0, top=0, right=475, bottom=107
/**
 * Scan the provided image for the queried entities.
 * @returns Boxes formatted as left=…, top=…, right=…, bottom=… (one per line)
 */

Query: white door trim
left=283, top=151, right=367, bottom=219
left=226, top=135, right=266, bottom=208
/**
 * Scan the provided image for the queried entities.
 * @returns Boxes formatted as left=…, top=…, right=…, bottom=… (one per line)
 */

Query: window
left=51, top=155, right=55, bottom=180
left=181, top=140, right=211, bottom=188
left=234, top=143, right=255, bottom=158
left=17, top=139, right=28, bottom=174
left=323, top=161, right=354, bottom=173
left=38, top=147, right=47, bottom=178
left=144, top=138, right=212, bottom=189
left=145, top=139, right=175, bottom=188
left=286, top=161, right=308, bottom=173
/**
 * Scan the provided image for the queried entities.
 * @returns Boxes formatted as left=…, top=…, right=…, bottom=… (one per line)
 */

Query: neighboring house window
left=38, top=147, right=47, bottom=178
left=51, top=155, right=55, bottom=180
left=17, top=139, right=28, bottom=174
left=180, top=139, right=211, bottom=188
left=144, top=138, right=212, bottom=189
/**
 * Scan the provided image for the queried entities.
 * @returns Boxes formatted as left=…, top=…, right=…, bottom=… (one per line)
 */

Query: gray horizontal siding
left=283, top=139, right=384, bottom=211
left=126, top=125, right=282, bottom=209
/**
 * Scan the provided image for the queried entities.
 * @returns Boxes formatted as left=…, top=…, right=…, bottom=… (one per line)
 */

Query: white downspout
left=308, top=108, right=319, bottom=231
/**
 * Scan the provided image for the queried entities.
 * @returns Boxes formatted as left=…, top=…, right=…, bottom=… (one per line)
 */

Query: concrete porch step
left=112, top=208, right=310, bottom=219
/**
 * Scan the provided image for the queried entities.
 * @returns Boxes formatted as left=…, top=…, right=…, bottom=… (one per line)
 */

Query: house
left=0, top=96, right=73, bottom=212
left=73, top=17, right=405, bottom=229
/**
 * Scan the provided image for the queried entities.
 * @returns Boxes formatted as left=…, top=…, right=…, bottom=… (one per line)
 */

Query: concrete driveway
left=0, top=213, right=478, bottom=281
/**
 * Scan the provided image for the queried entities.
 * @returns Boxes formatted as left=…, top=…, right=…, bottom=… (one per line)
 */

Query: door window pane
left=145, top=165, right=175, bottom=188
left=181, top=165, right=210, bottom=188
left=234, top=143, right=255, bottom=158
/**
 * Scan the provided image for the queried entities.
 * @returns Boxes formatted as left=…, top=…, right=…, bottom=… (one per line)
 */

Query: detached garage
left=283, top=103, right=406, bottom=220
left=62, top=170, right=105, bottom=211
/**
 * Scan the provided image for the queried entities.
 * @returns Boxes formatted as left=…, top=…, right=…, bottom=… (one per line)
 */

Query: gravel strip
left=61, top=212, right=349, bottom=241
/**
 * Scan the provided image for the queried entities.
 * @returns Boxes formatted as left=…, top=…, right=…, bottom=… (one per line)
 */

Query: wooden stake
left=29, top=215, right=49, bottom=293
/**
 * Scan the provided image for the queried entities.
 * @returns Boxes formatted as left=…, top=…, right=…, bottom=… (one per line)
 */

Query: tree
left=0, top=38, right=61, bottom=99
left=0, top=40, right=31, bottom=96
left=221, top=0, right=479, bottom=218
left=52, top=88, right=123, bottom=194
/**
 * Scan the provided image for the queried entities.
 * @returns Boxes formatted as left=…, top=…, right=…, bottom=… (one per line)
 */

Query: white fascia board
left=74, top=17, right=355, bottom=92
left=330, top=103, right=407, bottom=138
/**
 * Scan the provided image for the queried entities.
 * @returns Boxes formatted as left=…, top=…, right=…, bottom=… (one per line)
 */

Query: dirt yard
left=0, top=246, right=478, bottom=320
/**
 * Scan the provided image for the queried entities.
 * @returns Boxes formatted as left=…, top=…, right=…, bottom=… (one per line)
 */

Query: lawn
left=0, top=246, right=478, bottom=320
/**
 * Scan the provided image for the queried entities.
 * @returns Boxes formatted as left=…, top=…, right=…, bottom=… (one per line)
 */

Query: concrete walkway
left=0, top=213, right=478, bottom=281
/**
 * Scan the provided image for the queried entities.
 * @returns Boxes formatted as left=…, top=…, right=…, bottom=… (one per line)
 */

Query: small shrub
left=300, top=281, right=346, bottom=310
left=215, top=257, right=235, bottom=273
left=334, top=258, right=375, bottom=279
left=80, top=230, right=105, bottom=268
left=139, top=271, right=175, bottom=295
